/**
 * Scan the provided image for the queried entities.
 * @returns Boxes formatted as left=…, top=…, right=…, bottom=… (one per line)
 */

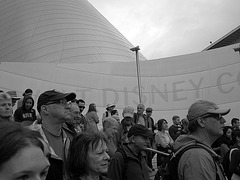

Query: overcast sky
left=87, top=0, right=240, bottom=60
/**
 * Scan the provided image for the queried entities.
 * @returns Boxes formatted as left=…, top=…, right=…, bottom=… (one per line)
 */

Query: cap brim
left=107, top=104, right=115, bottom=109
left=65, top=92, right=76, bottom=101
left=12, top=97, right=21, bottom=100
left=208, top=108, right=230, bottom=116
left=123, top=113, right=133, bottom=118
left=51, top=92, right=76, bottom=101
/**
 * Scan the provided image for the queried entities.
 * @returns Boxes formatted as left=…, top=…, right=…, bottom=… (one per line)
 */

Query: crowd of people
left=0, top=88, right=240, bottom=180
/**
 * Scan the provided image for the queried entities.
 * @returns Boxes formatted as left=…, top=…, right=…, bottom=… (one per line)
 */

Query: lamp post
left=130, top=46, right=142, bottom=103
left=234, top=44, right=240, bottom=55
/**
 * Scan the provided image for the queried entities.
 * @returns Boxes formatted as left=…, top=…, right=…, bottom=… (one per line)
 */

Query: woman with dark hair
left=0, top=121, right=50, bottom=179
left=17, top=88, right=33, bottom=108
left=14, top=95, right=37, bottom=126
left=155, top=119, right=174, bottom=167
left=85, top=103, right=99, bottom=132
left=212, top=126, right=233, bottom=160
left=67, top=132, right=110, bottom=180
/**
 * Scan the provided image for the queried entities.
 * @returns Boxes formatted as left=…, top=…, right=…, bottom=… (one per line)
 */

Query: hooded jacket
left=174, top=134, right=226, bottom=180
left=14, top=95, right=36, bottom=123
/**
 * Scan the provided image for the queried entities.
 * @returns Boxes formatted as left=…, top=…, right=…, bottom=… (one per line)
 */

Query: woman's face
left=162, top=121, right=168, bottom=130
left=25, top=99, right=33, bottom=110
left=0, top=146, right=50, bottom=180
left=226, top=128, right=232, bottom=139
left=87, top=140, right=110, bottom=175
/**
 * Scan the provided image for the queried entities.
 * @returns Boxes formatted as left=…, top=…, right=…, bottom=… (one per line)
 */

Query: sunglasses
left=200, top=114, right=223, bottom=121
left=78, top=106, right=85, bottom=109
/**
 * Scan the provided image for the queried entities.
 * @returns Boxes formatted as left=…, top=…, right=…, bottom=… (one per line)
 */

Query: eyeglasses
left=200, top=114, right=223, bottom=121
left=46, top=99, right=70, bottom=107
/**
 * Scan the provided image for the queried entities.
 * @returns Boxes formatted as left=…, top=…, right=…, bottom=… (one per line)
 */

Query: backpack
left=155, top=142, right=221, bottom=180
left=117, top=148, right=128, bottom=179
left=222, top=147, right=238, bottom=180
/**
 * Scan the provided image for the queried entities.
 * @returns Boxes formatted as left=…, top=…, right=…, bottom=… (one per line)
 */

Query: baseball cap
left=122, top=106, right=134, bottom=118
left=187, top=100, right=230, bottom=121
left=7, top=91, right=21, bottom=100
left=128, top=124, right=153, bottom=138
left=146, top=107, right=153, bottom=112
left=106, top=103, right=115, bottom=110
left=37, top=90, right=76, bottom=112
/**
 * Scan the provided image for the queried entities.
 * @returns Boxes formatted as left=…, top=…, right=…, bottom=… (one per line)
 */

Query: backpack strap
left=117, top=148, right=128, bottom=180
left=173, top=142, right=224, bottom=180
left=229, top=148, right=238, bottom=162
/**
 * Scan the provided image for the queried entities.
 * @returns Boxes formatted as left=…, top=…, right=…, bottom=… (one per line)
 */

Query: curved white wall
left=0, top=0, right=146, bottom=63
left=1, top=44, right=239, bottom=124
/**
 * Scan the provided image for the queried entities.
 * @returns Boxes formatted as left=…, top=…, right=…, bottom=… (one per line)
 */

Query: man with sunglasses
left=76, top=98, right=87, bottom=132
left=32, top=90, right=76, bottom=180
left=174, top=100, right=230, bottom=180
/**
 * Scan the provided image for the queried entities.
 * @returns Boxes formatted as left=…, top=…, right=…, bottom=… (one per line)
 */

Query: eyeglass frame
left=199, top=113, right=223, bottom=121
left=45, top=99, right=70, bottom=107
left=78, top=106, right=85, bottom=109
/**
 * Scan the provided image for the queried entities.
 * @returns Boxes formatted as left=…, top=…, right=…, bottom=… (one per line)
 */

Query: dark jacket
left=228, top=145, right=240, bottom=179
left=14, top=96, right=36, bottom=124
left=107, top=144, right=150, bottom=180
left=168, top=124, right=182, bottom=141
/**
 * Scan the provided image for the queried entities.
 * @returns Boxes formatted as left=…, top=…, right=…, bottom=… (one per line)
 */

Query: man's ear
left=197, top=117, right=205, bottom=127
left=40, top=105, right=49, bottom=115
left=128, top=135, right=135, bottom=143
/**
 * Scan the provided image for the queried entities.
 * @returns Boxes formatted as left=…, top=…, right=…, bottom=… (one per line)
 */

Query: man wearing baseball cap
left=108, top=124, right=153, bottom=180
left=115, top=106, right=135, bottom=147
left=31, top=89, right=76, bottom=180
left=174, top=100, right=230, bottom=180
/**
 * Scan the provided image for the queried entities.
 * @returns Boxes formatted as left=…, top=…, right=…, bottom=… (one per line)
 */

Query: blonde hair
left=0, top=92, right=12, bottom=101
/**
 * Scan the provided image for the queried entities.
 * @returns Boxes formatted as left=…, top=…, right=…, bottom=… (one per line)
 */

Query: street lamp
left=130, top=46, right=142, bottom=103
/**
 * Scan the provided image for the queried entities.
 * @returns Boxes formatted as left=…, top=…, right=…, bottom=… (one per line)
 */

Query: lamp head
left=130, top=46, right=140, bottom=52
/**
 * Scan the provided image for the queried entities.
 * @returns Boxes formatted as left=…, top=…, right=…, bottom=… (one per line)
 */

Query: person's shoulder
left=169, top=125, right=174, bottom=129
left=114, top=148, right=126, bottom=159
left=180, top=146, right=214, bottom=163
left=14, top=107, right=21, bottom=113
